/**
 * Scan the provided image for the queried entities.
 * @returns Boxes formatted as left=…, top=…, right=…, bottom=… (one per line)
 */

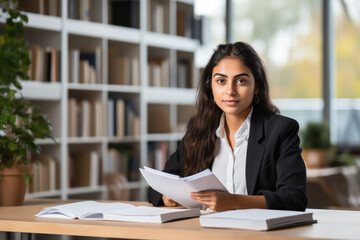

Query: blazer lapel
left=246, top=106, right=266, bottom=195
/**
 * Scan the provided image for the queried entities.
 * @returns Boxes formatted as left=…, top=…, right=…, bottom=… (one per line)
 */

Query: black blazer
left=148, top=106, right=308, bottom=211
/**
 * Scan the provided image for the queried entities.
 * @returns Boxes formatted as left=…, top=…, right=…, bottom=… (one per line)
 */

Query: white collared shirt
left=211, top=108, right=253, bottom=195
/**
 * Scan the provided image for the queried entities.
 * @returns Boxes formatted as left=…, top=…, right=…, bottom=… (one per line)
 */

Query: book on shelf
left=91, top=100, right=103, bottom=137
left=147, top=142, right=169, bottom=171
left=176, top=8, right=193, bottom=38
left=108, top=98, right=140, bottom=137
left=69, top=49, right=80, bottom=83
left=35, top=200, right=201, bottom=223
left=148, top=58, right=170, bottom=87
left=124, top=100, right=140, bottom=136
left=149, top=0, right=165, bottom=33
left=116, top=99, right=125, bottom=137
left=107, top=99, right=115, bottom=137
left=80, top=99, right=91, bottom=137
left=140, top=166, right=227, bottom=209
left=199, top=209, right=316, bottom=231
left=68, top=98, right=78, bottom=138
left=18, top=0, right=60, bottom=16
left=69, top=47, right=101, bottom=84
left=29, top=155, right=59, bottom=193
left=28, top=45, right=61, bottom=83
left=107, top=146, right=139, bottom=182
left=147, top=105, right=171, bottom=133
left=108, top=49, right=140, bottom=86
left=68, top=98, right=103, bottom=137
left=177, top=60, right=193, bottom=88
left=110, top=0, right=140, bottom=28
left=79, top=0, right=91, bottom=21
left=70, top=151, right=100, bottom=187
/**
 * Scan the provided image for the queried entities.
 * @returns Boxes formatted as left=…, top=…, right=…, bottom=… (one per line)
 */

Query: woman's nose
left=226, top=82, right=236, bottom=95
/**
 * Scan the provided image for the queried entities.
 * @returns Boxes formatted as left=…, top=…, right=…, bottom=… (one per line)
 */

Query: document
left=35, top=201, right=200, bottom=223
left=199, top=209, right=316, bottom=231
left=140, top=166, right=228, bottom=209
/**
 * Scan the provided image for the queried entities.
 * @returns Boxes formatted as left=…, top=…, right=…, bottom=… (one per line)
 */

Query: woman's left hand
left=190, top=190, right=235, bottom=211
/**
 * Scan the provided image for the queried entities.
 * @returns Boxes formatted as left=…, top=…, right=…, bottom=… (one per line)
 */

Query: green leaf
left=8, top=141, right=17, bottom=151
left=8, top=114, right=16, bottom=124
left=20, top=14, right=28, bottom=23
left=22, top=173, right=32, bottom=184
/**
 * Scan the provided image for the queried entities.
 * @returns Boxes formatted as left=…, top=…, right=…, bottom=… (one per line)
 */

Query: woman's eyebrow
left=234, top=73, right=251, bottom=78
left=213, top=73, right=227, bottom=78
left=213, top=73, right=251, bottom=78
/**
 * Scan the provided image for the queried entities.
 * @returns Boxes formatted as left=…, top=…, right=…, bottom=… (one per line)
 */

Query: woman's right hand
left=162, top=195, right=178, bottom=207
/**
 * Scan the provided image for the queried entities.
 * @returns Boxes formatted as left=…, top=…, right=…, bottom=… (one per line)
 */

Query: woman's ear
left=254, top=88, right=259, bottom=95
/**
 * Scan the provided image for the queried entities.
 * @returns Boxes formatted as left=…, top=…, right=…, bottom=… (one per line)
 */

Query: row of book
left=107, top=99, right=140, bottom=138
left=69, top=48, right=102, bottom=84
left=148, top=59, right=170, bottom=87
left=28, top=148, right=141, bottom=193
left=68, top=98, right=104, bottom=138
left=107, top=146, right=140, bottom=182
left=69, top=151, right=101, bottom=188
left=28, top=155, right=59, bottom=193
left=148, top=58, right=193, bottom=88
left=26, top=45, right=192, bottom=87
left=28, top=152, right=101, bottom=193
left=18, top=0, right=61, bottom=17
left=147, top=142, right=169, bottom=171
left=68, top=0, right=93, bottom=21
left=148, top=0, right=167, bottom=33
left=108, top=52, right=140, bottom=86
left=27, top=45, right=61, bottom=83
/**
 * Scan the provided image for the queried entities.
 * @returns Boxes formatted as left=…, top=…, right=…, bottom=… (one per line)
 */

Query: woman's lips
left=223, top=100, right=239, bottom=106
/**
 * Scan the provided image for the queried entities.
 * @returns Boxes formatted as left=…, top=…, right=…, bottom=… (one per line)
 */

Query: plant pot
left=302, top=149, right=330, bottom=169
left=0, top=165, right=27, bottom=206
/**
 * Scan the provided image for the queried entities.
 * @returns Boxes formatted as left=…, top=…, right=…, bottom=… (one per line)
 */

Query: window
left=232, top=0, right=322, bottom=99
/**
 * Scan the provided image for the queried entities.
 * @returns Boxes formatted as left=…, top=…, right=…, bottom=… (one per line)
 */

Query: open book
left=140, top=166, right=227, bottom=209
left=200, top=209, right=316, bottom=231
left=35, top=201, right=200, bottom=223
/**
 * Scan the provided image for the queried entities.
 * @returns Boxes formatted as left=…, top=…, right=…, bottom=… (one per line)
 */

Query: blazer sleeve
left=147, top=140, right=185, bottom=206
left=256, top=119, right=308, bottom=211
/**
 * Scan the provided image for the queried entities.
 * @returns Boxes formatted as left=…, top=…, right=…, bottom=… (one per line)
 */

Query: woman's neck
left=224, top=107, right=252, bottom=150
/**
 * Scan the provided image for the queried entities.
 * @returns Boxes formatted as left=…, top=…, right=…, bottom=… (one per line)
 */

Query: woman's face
left=211, top=57, right=258, bottom=119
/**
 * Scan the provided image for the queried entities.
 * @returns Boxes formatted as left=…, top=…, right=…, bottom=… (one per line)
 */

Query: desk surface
left=1, top=199, right=360, bottom=240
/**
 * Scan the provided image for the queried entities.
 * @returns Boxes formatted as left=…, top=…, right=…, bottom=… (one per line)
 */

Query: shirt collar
left=215, top=107, right=253, bottom=140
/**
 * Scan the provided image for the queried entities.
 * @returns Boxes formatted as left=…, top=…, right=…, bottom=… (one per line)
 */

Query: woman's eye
left=236, top=79, right=246, bottom=84
left=216, top=79, right=225, bottom=84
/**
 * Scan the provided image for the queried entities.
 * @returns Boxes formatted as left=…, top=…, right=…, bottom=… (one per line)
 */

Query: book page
left=182, top=169, right=212, bottom=181
left=140, top=168, right=201, bottom=209
left=143, top=166, right=180, bottom=179
left=35, top=201, right=134, bottom=219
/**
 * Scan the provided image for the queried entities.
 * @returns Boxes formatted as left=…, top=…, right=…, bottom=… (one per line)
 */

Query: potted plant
left=300, top=121, right=331, bottom=169
left=0, top=5, right=53, bottom=206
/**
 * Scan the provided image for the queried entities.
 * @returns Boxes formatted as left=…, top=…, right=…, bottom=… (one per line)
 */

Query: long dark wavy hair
left=182, top=42, right=279, bottom=177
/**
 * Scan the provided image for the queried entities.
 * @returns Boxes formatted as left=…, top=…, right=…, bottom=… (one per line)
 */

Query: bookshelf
left=1, top=0, right=199, bottom=201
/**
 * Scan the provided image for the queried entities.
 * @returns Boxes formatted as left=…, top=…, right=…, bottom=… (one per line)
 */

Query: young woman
left=148, top=42, right=307, bottom=211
